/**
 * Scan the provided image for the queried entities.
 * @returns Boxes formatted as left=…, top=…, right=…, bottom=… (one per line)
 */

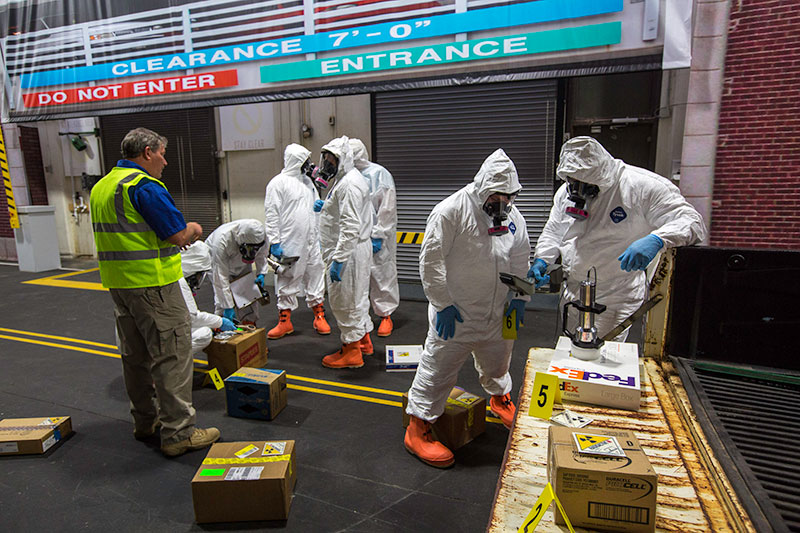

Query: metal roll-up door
left=374, top=80, right=558, bottom=283
left=99, top=108, right=222, bottom=233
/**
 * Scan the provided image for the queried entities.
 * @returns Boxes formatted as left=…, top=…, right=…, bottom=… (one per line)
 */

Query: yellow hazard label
left=0, top=127, right=20, bottom=229
left=234, top=444, right=259, bottom=458
left=202, top=454, right=291, bottom=465
left=574, top=434, right=607, bottom=450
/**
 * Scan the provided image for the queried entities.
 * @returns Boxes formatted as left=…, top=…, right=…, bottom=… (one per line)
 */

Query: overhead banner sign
left=260, top=23, right=622, bottom=83
left=19, top=0, right=622, bottom=89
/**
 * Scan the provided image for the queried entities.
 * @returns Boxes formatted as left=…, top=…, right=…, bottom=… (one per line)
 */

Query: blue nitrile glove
left=505, top=299, right=526, bottom=331
left=528, top=258, right=550, bottom=288
left=371, top=238, right=383, bottom=254
left=220, top=317, right=236, bottom=331
left=255, top=274, right=265, bottom=288
left=313, top=199, right=324, bottom=212
left=269, top=243, right=284, bottom=260
left=223, top=308, right=236, bottom=321
left=618, top=234, right=664, bottom=272
left=329, top=260, right=345, bottom=282
left=435, top=305, right=463, bottom=340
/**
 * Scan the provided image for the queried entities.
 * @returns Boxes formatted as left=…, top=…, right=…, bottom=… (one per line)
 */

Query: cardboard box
left=385, top=344, right=423, bottom=372
left=225, top=367, right=287, bottom=421
left=548, top=426, right=657, bottom=533
left=547, top=336, right=641, bottom=411
left=402, top=387, right=485, bottom=450
left=192, top=440, right=296, bottom=523
left=0, top=416, right=73, bottom=455
left=204, top=328, right=268, bottom=379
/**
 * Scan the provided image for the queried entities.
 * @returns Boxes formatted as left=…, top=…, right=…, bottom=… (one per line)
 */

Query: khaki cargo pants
left=110, top=281, right=196, bottom=445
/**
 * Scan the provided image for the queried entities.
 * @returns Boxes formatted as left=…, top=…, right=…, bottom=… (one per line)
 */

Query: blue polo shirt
left=117, top=160, right=187, bottom=241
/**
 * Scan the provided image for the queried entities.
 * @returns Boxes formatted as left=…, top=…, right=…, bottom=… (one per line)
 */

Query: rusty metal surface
left=488, top=348, right=756, bottom=532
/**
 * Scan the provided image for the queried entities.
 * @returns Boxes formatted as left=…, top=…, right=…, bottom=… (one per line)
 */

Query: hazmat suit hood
left=235, top=219, right=266, bottom=245
left=470, top=148, right=521, bottom=206
left=283, top=143, right=311, bottom=177
left=321, top=135, right=354, bottom=180
left=348, top=138, right=370, bottom=172
left=555, top=136, right=618, bottom=190
left=180, top=240, right=212, bottom=276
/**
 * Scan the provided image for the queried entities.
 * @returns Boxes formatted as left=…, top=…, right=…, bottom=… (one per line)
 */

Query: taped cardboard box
left=204, top=328, right=268, bottom=379
left=402, top=387, right=485, bottom=450
left=192, top=440, right=296, bottom=523
left=225, top=367, right=287, bottom=421
left=0, top=416, right=73, bottom=455
left=548, top=426, right=657, bottom=533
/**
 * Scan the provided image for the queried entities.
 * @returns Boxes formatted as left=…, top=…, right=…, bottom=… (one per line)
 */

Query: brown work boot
left=161, top=427, right=221, bottom=457
left=377, top=315, right=393, bottom=337
left=359, top=332, right=374, bottom=356
left=490, top=393, right=516, bottom=429
left=268, top=309, right=294, bottom=339
left=404, top=415, right=454, bottom=468
left=322, top=341, right=364, bottom=369
left=312, top=304, right=331, bottom=335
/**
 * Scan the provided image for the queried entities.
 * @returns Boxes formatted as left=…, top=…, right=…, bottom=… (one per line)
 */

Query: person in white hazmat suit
left=179, top=241, right=237, bottom=353
left=405, top=148, right=530, bottom=468
left=316, top=136, right=374, bottom=369
left=349, top=138, right=400, bottom=337
left=530, top=136, right=707, bottom=341
left=205, top=219, right=268, bottom=325
left=264, top=143, right=331, bottom=340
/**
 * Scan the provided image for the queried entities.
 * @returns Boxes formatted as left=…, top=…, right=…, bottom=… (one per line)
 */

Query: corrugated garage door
left=374, top=80, right=557, bottom=283
left=99, top=108, right=222, bottom=234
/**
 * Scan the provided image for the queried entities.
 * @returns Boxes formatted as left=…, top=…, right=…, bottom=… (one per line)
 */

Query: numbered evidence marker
left=517, top=482, right=575, bottom=533
left=207, top=368, right=225, bottom=390
left=502, top=306, right=518, bottom=340
left=527, top=372, right=559, bottom=420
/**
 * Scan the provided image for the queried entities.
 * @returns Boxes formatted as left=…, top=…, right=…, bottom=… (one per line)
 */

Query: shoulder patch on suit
left=509, top=221, right=517, bottom=234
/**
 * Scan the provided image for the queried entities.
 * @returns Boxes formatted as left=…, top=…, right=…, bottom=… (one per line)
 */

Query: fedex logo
left=549, top=365, right=637, bottom=387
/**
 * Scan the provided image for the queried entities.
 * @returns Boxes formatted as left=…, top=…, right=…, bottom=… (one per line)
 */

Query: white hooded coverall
left=536, top=136, right=707, bottom=340
left=264, top=143, right=326, bottom=311
left=349, top=139, right=400, bottom=318
left=205, top=219, right=268, bottom=323
left=179, top=240, right=223, bottom=354
left=318, top=136, right=374, bottom=344
left=406, top=149, right=531, bottom=422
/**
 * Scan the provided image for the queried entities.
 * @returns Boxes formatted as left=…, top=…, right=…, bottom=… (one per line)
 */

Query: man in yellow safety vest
left=91, top=127, right=220, bottom=457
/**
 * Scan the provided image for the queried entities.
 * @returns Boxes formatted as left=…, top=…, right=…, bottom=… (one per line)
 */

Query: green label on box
left=200, top=468, right=226, bottom=477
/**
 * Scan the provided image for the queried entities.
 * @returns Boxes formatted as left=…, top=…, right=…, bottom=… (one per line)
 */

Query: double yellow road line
left=0, top=326, right=501, bottom=422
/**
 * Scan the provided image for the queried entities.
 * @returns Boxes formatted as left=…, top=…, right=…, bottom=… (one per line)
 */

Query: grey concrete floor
left=0, top=260, right=562, bottom=532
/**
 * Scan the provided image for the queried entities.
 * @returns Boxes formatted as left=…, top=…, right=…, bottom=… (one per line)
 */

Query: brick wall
left=713, top=0, right=800, bottom=249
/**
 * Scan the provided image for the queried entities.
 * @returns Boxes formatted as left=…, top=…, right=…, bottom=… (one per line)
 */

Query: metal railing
left=2, top=0, right=527, bottom=79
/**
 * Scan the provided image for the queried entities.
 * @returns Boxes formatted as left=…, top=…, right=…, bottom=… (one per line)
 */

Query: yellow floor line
left=22, top=267, right=106, bottom=291
left=286, top=373, right=405, bottom=397
left=287, top=383, right=403, bottom=408
left=0, top=328, right=503, bottom=423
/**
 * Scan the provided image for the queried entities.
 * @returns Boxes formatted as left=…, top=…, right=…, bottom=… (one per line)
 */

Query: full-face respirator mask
left=483, top=193, right=515, bottom=236
left=239, top=241, right=265, bottom=263
left=565, top=179, right=600, bottom=220
left=185, top=271, right=208, bottom=295
left=306, top=151, right=339, bottom=190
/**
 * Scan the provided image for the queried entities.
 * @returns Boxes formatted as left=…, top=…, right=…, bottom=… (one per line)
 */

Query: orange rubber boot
left=490, top=394, right=516, bottom=429
left=268, top=309, right=294, bottom=339
left=322, top=341, right=364, bottom=369
left=404, top=416, right=454, bottom=468
left=377, top=315, right=393, bottom=337
left=312, top=304, right=331, bottom=335
left=359, top=333, right=374, bottom=356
